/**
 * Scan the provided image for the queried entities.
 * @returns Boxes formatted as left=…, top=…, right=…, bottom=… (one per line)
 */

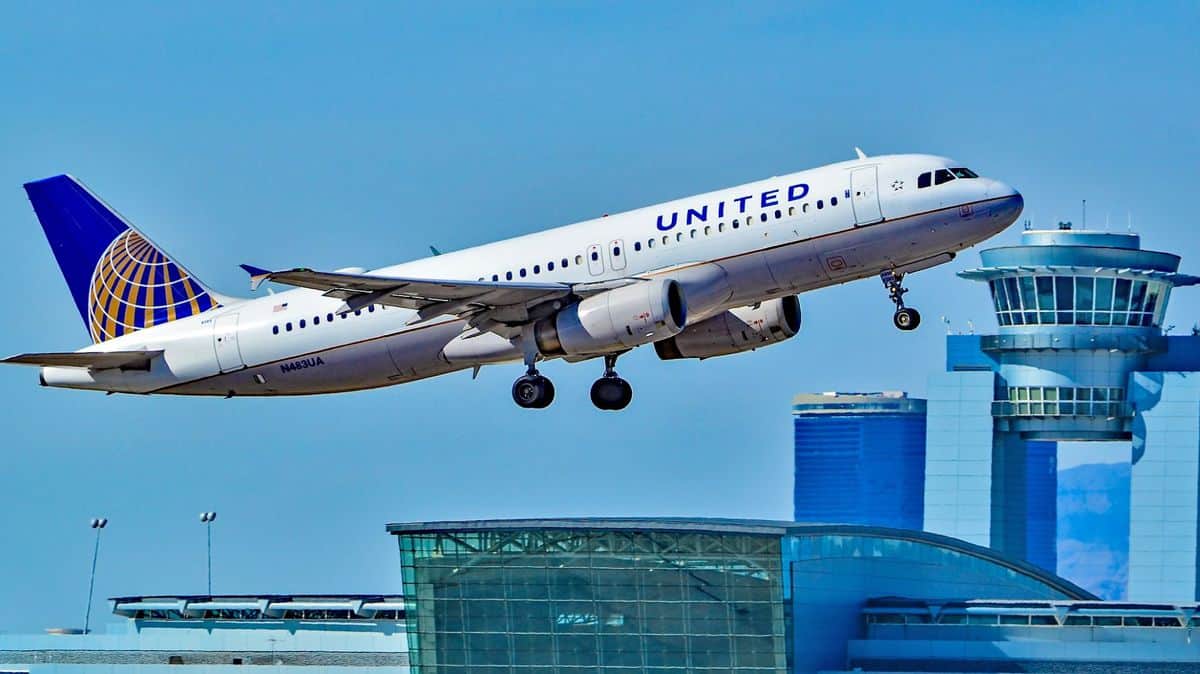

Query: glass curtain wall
left=988, top=274, right=1169, bottom=327
left=396, top=529, right=788, bottom=673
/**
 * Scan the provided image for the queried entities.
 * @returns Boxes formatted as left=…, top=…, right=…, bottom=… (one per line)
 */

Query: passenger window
left=634, top=241, right=642, bottom=251
left=272, top=325, right=279, bottom=335
left=830, top=197, right=838, bottom=206
left=562, top=258, right=569, bottom=268
left=732, top=220, right=739, bottom=229
left=704, top=226, right=711, bottom=235
left=299, top=319, right=306, bottom=328
left=368, top=305, right=375, bottom=312
left=719, top=223, right=725, bottom=232
left=314, top=316, right=320, bottom=325
left=492, top=274, right=499, bottom=281
left=533, top=264, right=540, bottom=274
left=354, top=309, right=361, bottom=316
left=817, top=200, right=824, bottom=209
left=286, top=322, right=293, bottom=331
left=575, top=255, right=583, bottom=265
left=548, top=261, right=555, bottom=270
left=327, top=313, right=333, bottom=322
left=775, top=209, right=782, bottom=219
left=647, top=238, right=655, bottom=248
left=506, top=271, right=513, bottom=280
left=613, top=246, right=621, bottom=256
left=690, top=229, right=697, bottom=239
left=675, top=232, right=682, bottom=242
left=802, top=203, right=809, bottom=213
left=519, top=268, right=527, bottom=277
left=788, top=206, right=795, bottom=216
left=661, top=235, right=669, bottom=245
left=590, top=251, right=599, bottom=261
left=934, top=169, right=955, bottom=185
left=918, top=172, right=932, bottom=188
left=761, top=212, right=769, bottom=222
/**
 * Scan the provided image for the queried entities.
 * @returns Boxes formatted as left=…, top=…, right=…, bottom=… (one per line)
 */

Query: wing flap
left=2, top=350, right=164, bottom=370
left=241, top=265, right=573, bottom=315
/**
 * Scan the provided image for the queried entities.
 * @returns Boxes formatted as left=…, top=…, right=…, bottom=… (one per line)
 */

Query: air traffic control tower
left=924, top=225, right=1200, bottom=601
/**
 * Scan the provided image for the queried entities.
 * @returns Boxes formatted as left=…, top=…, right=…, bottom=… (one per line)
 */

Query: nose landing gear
left=590, top=353, right=633, bottom=411
left=881, top=269, right=921, bottom=331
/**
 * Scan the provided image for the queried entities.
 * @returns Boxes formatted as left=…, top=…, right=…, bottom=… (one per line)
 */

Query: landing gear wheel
left=880, top=269, right=920, bottom=332
left=591, top=353, right=633, bottom=411
left=512, top=374, right=555, bottom=409
left=591, top=377, right=633, bottom=411
left=893, top=307, right=921, bottom=331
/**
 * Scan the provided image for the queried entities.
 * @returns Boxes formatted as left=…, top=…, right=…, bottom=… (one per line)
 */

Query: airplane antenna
left=967, top=319, right=975, bottom=335
left=854, top=147, right=867, bottom=160
left=941, top=315, right=952, bottom=334
left=1082, top=199, right=1087, bottom=229
left=1127, top=211, right=1133, bottom=232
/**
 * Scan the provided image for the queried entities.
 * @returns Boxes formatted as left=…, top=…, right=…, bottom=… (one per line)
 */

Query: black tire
left=893, top=307, right=921, bottom=331
left=591, top=377, right=633, bottom=411
left=512, top=374, right=554, bottom=408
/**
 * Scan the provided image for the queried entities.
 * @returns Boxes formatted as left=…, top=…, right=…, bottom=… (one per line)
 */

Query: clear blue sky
left=0, top=2, right=1196, bottom=632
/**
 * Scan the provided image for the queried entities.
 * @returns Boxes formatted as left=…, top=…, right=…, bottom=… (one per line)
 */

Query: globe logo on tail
left=88, top=230, right=218, bottom=342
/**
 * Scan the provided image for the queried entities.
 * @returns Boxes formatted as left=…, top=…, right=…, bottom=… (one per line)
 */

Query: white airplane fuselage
left=37, top=154, right=1023, bottom=397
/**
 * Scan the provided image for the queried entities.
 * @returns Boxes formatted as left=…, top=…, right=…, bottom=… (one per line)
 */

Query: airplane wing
left=240, top=265, right=633, bottom=337
left=2, top=350, right=163, bottom=370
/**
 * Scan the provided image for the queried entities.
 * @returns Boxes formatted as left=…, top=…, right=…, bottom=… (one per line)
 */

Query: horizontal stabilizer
left=2, top=350, right=163, bottom=371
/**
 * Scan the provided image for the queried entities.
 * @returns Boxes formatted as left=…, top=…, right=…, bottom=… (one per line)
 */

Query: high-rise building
left=925, top=225, right=1200, bottom=600
left=792, top=392, right=926, bottom=529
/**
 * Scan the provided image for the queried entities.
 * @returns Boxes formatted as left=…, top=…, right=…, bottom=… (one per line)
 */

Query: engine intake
left=536, top=279, right=687, bottom=356
left=654, top=296, right=800, bottom=360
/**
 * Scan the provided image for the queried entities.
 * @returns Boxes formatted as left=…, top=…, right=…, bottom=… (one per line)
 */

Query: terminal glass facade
left=396, top=527, right=787, bottom=673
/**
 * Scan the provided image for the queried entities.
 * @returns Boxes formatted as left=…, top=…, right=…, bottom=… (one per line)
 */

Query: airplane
left=4, top=152, right=1022, bottom=410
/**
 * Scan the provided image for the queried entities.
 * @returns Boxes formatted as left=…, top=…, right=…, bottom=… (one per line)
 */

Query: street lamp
left=84, top=517, right=108, bottom=634
left=199, top=512, right=216, bottom=596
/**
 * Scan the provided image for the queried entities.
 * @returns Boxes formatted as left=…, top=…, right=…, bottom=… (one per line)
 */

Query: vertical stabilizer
left=24, top=175, right=221, bottom=343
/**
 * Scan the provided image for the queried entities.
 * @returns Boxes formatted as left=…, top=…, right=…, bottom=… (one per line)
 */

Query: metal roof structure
left=385, top=518, right=1094, bottom=600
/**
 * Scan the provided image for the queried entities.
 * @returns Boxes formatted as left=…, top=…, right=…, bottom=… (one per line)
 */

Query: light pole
left=84, top=517, right=108, bottom=634
left=199, top=512, right=216, bottom=596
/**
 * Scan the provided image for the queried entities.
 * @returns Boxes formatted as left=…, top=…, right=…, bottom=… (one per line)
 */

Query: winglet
left=240, top=264, right=273, bottom=291
left=429, top=245, right=442, bottom=256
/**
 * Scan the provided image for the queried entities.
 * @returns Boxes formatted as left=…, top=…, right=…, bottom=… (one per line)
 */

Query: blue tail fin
left=24, top=175, right=221, bottom=343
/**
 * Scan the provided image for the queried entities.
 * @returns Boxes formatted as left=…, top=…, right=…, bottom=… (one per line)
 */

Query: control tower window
left=934, top=169, right=955, bottom=185
left=950, top=167, right=979, bottom=179
left=918, top=172, right=932, bottom=189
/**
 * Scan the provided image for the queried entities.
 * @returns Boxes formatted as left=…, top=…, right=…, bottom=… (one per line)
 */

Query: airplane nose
left=986, top=178, right=1019, bottom=199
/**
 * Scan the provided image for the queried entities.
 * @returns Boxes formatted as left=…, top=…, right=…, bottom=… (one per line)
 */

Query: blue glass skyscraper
left=793, top=392, right=926, bottom=529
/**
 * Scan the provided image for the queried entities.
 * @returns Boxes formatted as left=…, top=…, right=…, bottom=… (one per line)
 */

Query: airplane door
left=212, top=313, right=245, bottom=373
left=850, top=166, right=883, bottom=225
left=608, top=239, right=627, bottom=271
left=586, top=243, right=605, bottom=276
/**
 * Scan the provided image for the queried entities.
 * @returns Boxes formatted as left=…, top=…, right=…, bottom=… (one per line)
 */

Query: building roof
left=384, top=518, right=1094, bottom=600
left=792, top=391, right=926, bottom=414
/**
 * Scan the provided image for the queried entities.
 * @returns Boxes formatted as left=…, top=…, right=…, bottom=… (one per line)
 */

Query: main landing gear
left=881, top=269, right=921, bottom=331
left=512, top=367, right=555, bottom=409
left=590, top=354, right=633, bottom=411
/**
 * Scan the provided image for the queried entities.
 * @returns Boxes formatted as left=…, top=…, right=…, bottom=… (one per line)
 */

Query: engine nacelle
left=654, top=296, right=801, bottom=360
left=536, top=279, right=687, bottom=356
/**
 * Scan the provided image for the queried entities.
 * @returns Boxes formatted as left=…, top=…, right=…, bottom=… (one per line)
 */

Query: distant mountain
left=1057, top=462, right=1130, bottom=600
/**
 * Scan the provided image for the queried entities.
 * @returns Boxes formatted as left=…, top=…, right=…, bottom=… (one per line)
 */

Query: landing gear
left=512, top=373, right=555, bottom=408
left=881, top=269, right=921, bottom=331
left=590, top=354, right=633, bottom=411
left=512, top=339, right=555, bottom=409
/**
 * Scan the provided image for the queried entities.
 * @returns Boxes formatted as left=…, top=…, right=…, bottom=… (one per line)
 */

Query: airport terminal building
left=16, top=517, right=1200, bottom=673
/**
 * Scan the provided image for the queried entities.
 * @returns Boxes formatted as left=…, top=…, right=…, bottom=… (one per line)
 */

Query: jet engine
left=653, top=296, right=800, bottom=360
left=535, top=278, right=687, bottom=356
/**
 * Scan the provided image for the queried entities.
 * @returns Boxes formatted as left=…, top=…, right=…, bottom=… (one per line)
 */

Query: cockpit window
left=918, top=172, right=932, bottom=189
left=934, top=168, right=955, bottom=185
left=950, top=167, right=979, bottom=179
